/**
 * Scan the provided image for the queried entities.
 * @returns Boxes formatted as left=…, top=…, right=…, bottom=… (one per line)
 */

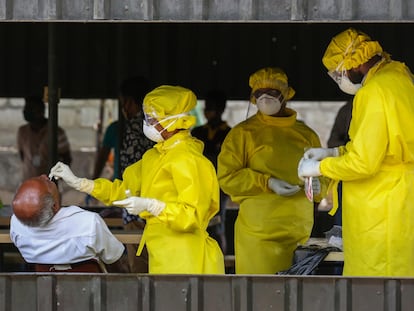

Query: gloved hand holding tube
left=304, top=147, right=339, bottom=160
left=268, top=177, right=301, bottom=196
left=304, top=176, right=321, bottom=201
left=298, top=157, right=322, bottom=180
left=113, top=194, right=166, bottom=216
left=49, top=161, right=94, bottom=194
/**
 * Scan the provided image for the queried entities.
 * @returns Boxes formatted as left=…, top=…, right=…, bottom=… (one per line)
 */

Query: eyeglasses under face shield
left=328, top=70, right=344, bottom=84
left=144, top=112, right=189, bottom=128
left=144, top=113, right=158, bottom=126
left=327, top=59, right=347, bottom=84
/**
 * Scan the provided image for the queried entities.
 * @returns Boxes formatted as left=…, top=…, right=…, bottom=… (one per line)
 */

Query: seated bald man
left=10, top=175, right=129, bottom=273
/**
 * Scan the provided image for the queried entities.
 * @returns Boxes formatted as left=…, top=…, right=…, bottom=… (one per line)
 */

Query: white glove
left=113, top=196, right=166, bottom=216
left=49, top=161, right=94, bottom=193
left=268, top=178, right=301, bottom=196
left=304, top=147, right=339, bottom=160
left=298, top=158, right=321, bottom=180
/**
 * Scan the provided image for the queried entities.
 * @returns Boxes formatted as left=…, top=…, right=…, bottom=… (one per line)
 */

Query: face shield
left=327, top=69, right=343, bottom=84
left=327, top=61, right=362, bottom=95
left=144, top=112, right=188, bottom=127
left=143, top=112, right=189, bottom=142
left=252, top=89, right=285, bottom=116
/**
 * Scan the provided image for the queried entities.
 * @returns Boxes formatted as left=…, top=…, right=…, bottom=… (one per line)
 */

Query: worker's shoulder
left=295, top=119, right=320, bottom=137
left=295, top=119, right=314, bottom=130
left=227, top=115, right=258, bottom=133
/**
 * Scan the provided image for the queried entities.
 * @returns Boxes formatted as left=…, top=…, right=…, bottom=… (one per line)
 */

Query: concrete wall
left=0, top=98, right=344, bottom=205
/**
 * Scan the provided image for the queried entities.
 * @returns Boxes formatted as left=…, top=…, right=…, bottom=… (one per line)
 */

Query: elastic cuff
left=79, top=178, right=95, bottom=194
left=333, top=147, right=340, bottom=157
left=148, top=199, right=166, bottom=216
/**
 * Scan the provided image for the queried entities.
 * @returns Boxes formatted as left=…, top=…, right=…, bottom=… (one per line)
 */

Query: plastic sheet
left=277, top=246, right=341, bottom=275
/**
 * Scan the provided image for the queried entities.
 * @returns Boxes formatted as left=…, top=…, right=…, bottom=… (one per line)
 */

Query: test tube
left=125, top=189, right=132, bottom=198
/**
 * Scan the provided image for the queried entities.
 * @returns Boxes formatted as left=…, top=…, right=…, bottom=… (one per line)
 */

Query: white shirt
left=10, top=205, right=124, bottom=264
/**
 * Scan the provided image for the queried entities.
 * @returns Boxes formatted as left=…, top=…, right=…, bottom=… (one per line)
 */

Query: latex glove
left=113, top=196, right=166, bottom=216
left=298, top=158, right=321, bottom=180
left=304, top=177, right=321, bottom=201
left=49, top=161, right=94, bottom=193
left=268, top=177, right=301, bottom=196
left=310, top=177, right=321, bottom=195
left=304, top=147, right=339, bottom=160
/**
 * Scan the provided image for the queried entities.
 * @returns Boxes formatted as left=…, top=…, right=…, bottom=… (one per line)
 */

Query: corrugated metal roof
left=1, top=0, right=414, bottom=22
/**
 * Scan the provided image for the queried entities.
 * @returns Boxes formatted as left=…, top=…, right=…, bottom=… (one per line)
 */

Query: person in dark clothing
left=326, top=100, right=353, bottom=226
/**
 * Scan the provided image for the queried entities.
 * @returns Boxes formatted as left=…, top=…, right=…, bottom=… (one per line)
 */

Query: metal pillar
left=47, top=23, right=58, bottom=170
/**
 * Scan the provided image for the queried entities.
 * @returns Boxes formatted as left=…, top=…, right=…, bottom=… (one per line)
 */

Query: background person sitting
left=10, top=175, right=129, bottom=273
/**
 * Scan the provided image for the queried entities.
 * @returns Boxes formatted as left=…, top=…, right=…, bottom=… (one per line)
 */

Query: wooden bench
left=1, top=213, right=219, bottom=229
left=0, top=216, right=10, bottom=227
left=0, top=230, right=142, bottom=272
left=0, top=215, right=123, bottom=229
left=0, top=229, right=141, bottom=244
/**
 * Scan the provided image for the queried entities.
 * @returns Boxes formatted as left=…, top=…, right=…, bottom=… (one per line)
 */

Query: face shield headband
left=326, top=34, right=359, bottom=81
left=144, top=113, right=188, bottom=129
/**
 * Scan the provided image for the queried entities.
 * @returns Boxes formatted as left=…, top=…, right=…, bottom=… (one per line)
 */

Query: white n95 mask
left=329, top=65, right=362, bottom=95
left=256, top=94, right=282, bottom=115
left=338, top=72, right=362, bottom=95
left=142, top=113, right=187, bottom=143
left=143, top=123, right=164, bottom=143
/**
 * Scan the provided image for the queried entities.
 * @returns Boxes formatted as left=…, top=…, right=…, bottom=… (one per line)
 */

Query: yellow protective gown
left=91, top=130, right=224, bottom=274
left=217, top=108, right=321, bottom=274
left=321, top=59, right=414, bottom=276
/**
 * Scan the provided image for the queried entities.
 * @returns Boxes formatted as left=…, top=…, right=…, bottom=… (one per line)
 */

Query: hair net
left=143, top=85, right=197, bottom=131
left=249, top=67, right=295, bottom=104
left=322, top=28, right=383, bottom=72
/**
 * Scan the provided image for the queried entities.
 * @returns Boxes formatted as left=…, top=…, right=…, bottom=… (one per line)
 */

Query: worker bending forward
left=299, top=28, right=414, bottom=276
left=50, top=85, right=224, bottom=274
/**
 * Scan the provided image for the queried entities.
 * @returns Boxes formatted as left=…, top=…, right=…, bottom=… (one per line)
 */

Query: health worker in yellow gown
left=298, top=28, right=414, bottom=276
left=50, top=85, right=225, bottom=274
left=218, top=67, right=323, bottom=274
